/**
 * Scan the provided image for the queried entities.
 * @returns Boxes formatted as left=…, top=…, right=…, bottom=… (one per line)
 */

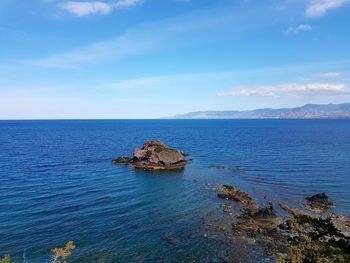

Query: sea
left=0, top=120, right=349, bottom=262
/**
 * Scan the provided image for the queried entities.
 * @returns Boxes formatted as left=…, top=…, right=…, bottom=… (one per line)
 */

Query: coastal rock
left=329, top=213, right=350, bottom=238
left=305, top=192, right=334, bottom=211
left=112, top=141, right=188, bottom=170
left=111, top=156, right=131, bottom=164
left=222, top=204, right=232, bottom=214
left=251, top=203, right=277, bottom=219
left=217, top=185, right=260, bottom=213
left=213, top=185, right=350, bottom=262
left=216, top=184, right=282, bottom=242
left=279, top=203, right=313, bottom=217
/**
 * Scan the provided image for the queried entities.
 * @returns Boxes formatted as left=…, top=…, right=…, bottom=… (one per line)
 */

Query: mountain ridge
left=167, top=103, right=350, bottom=119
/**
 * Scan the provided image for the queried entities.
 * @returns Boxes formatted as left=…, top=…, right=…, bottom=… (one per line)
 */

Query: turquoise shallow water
left=0, top=120, right=350, bottom=262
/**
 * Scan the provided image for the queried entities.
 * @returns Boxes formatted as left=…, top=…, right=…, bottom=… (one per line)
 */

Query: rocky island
left=112, top=141, right=189, bottom=170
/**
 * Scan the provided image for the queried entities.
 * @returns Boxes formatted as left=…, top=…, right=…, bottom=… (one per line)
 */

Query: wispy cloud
left=23, top=32, right=160, bottom=68
left=217, top=83, right=349, bottom=97
left=306, top=0, right=348, bottom=17
left=318, top=71, right=343, bottom=78
left=114, top=0, right=143, bottom=9
left=285, top=24, right=312, bottom=35
left=60, top=0, right=143, bottom=16
left=217, top=88, right=277, bottom=97
left=21, top=5, right=236, bottom=69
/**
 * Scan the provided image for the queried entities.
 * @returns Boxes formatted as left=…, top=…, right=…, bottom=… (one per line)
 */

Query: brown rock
left=112, top=141, right=188, bottom=170
left=112, top=156, right=131, bottom=164
left=305, top=192, right=334, bottom=212
left=222, top=204, right=231, bottom=213
left=217, top=185, right=260, bottom=213
left=279, top=203, right=313, bottom=217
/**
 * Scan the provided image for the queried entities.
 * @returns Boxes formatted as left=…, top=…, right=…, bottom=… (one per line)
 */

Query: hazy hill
left=168, top=103, right=350, bottom=119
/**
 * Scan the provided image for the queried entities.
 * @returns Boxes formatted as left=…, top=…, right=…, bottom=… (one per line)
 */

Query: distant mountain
left=168, top=103, right=350, bottom=119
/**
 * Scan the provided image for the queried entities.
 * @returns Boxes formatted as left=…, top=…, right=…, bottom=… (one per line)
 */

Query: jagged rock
left=112, top=141, right=188, bottom=170
left=278, top=222, right=290, bottom=231
left=251, top=203, right=277, bottom=219
left=216, top=184, right=282, bottom=244
left=329, top=213, right=350, bottom=238
left=214, top=185, right=350, bottom=262
left=222, top=204, right=232, bottom=214
left=305, top=192, right=334, bottom=211
left=217, top=185, right=260, bottom=212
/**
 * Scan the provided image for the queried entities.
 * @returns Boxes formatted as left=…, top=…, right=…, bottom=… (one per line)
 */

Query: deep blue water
left=1, top=120, right=350, bottom=262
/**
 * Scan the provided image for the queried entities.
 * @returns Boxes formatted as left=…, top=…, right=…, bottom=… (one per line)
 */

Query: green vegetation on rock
left=278, top=215, right=350, bottom=263
left=1, top=241, right=75, bottom=263
left=0, top=256, right=12, bottom=263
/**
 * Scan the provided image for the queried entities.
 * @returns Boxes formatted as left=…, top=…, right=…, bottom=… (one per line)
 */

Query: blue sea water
left=0, top=120, right=350, bottom=262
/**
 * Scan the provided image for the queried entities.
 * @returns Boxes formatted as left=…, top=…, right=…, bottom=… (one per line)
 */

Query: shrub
left=0, top=241, right=75, bottom=263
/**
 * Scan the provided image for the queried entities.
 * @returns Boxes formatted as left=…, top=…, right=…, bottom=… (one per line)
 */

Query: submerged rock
left=161, top=233, right=181, bottom=245
left=111, top=156, right=131, bottom=164
left=222, top=204, right=232, bottom=214
left=112, top=141, right=188, bottom=170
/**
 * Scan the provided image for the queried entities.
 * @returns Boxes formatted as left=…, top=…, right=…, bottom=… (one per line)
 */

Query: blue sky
left=0, top=0, right=349, bottom=119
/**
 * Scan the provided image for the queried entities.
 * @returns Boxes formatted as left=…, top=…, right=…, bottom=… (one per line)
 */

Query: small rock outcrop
left=112, top=156, right=131, bottom=164
left=305, top=192, right=334, bottom=211
left=112, top=141, right=188, bottom=170
left=217, top=184, right=260, bottom=212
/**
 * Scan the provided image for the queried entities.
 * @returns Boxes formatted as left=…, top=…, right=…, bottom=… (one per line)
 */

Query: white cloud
left=306, top=0, right=348, bottom=17
left=114, top=0, right=143, bottom=9
left=318, top=71, right=343, bottom=77
left=217, top=88, right=277, bottom=97
left=285, top=24, right=312, bottom=35
left=279, top=83, right=346, bottom=91
left=61, top=0, right=143, bottom=16
left=61, top=1, right=112, bottom=16
left=217, top=83, right=349, bottom=97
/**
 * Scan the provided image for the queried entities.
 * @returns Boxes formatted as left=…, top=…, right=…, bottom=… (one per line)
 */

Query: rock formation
left=112, top=141, right=188, bottom=170
left=305, top=192, right=334, bottom=212
left=213, top=186, right=350, bottom=262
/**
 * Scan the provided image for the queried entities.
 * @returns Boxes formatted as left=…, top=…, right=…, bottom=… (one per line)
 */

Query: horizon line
left=1, top=118, right=350, bottom=121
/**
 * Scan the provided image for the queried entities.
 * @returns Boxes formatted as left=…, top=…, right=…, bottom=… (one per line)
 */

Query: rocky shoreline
left=212, top=184, right=350, bottom=262
left=112, top=141, right=189, bottom=170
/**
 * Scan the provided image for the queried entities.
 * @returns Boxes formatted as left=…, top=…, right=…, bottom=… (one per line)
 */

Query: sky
left=0, top=0, right=350, bottom=119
